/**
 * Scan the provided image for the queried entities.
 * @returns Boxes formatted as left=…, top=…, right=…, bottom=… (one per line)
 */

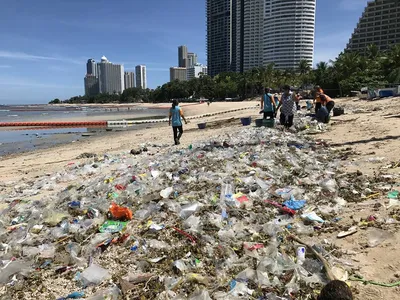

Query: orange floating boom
left=0, top=121, right=108, bottom=127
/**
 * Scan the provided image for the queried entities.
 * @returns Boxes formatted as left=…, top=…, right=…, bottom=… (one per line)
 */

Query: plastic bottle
left=296, top=246, right=306, bottom=265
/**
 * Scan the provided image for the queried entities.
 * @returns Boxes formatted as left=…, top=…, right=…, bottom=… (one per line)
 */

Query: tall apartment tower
left=206, top=0, right=237, bottom=77
left=187, top=52, right=198, bottom=68
left=187, top=64, right=208, bottom=80
left=84, top=74, right=99, bottom=96
left=347, top=0, right=400, bottom=53
left=97, top=56, right=125, bottom=94
left=263, top=0, right=316, bottom=69
left=135, top=65, right=147, bottom=89
left=235, top=0, right=264, bottom=73
left=170, top=67, right=187, bottom=82
left=124, top=72, right=135, bottom=89
left=178, top=45, right=188, bottom=68
left=86, top=58, right=97, bottom=77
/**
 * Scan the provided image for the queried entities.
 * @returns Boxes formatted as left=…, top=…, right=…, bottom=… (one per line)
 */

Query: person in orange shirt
left=314, top=85, right=324, bottom=114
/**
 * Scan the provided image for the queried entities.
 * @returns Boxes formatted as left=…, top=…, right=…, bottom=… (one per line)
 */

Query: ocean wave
left=7, top=115, right=19, bottom=117
left=0, top=110, right=10, bottom=112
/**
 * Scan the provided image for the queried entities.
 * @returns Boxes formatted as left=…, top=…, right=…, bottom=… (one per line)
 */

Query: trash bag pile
left=0, top=127, right=374, bottom=299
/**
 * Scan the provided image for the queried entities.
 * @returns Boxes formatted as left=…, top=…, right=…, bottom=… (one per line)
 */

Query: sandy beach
left=0, top=101, right=260, bottom=181
left=1, top=98, right=400, bottom=299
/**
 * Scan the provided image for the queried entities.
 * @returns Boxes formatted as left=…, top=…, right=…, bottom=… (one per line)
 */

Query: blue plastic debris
left=283, top=199, right=306, bottom=210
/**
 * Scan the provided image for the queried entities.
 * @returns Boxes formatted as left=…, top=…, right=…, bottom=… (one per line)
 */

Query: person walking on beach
left=169, top=100, right=187, bottom=145
left=260, top=88, right=276, bottom=119
left=277, top=85, right=296, bottom=128
left=314, top=85, right=324, bottom=114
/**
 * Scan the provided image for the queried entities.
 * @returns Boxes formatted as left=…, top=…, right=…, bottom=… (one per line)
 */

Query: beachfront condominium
left=135, top=65, right=147, bottom=89
left=84, top=74, right=99, bottom=96
left=206, top=0, right=237, bottom=77
left=263, top=0, right=316, bottom=69
left=187, top=52, right=198, bottom=68
left=178, top=45, right=188, bottom=68
left=187, top=64, right=208, bottom=80
left=86, top=58, right=97, bottom=77
left=124, top=71, right=135, bottom=89
left=97, top=56, right=125, bottom=94
left=235, top=0, right=264, bottom=73
left=170, top=67, right=187, bottom=82
left=206, top=0, right=316, bottom=75
left=346, top=0, right=400, bottom=53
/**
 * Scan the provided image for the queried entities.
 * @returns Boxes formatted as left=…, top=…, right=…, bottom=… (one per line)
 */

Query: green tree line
left=50, top=44, right=400, bottom=104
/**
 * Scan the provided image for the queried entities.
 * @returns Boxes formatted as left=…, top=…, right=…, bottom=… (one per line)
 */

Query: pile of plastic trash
left=0, top=126, right=376, bottom=299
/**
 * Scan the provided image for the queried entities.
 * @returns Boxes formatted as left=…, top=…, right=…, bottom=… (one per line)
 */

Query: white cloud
left=0, top=50, right=82, bottom=65
left=339, top=0, right=370, bottom=11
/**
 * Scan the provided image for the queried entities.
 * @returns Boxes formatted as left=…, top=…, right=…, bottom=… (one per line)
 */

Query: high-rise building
left=206, top=0, right=316, bottom=75
left=235, top=0, right=264, bottom=73
left=84, top=74, right=99, bottom=96
left=97, top=56, right=125, bottom=94
left=86, top=58, right=97, bottom=77
left=206, top=0, right=237, bottom=77
left=187, top=64, right=207, bottom=80
left=170, top=67, right=187, bottom=82
left=124, top=72, right=135, bottom=89
left=346, top=0, right=400, bottom=53
left=135, top=65, right=147, bottom=89
left=187, top=52, right=198, bottom=68
left=263, top=0, right=316, bottom=69
left=178, top=45, right=188, bottom=68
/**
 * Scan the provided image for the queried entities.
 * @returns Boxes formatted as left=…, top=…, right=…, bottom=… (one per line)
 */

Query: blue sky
left=0, top=0, right=369, bottom=104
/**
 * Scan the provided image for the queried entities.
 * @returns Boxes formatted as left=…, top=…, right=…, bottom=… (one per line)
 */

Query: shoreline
left=0, top=102, right=260, bottom=181
left=0, top=102, right=259, bottom=157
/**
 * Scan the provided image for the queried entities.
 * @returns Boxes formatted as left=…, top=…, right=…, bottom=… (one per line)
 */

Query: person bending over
left=314, top=85, right=324, bottom=114
left=169, top=100, right=187, bottom=145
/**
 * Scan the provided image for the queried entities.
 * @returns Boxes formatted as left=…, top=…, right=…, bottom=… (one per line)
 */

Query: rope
left=349, top=276, right=400, bottom=287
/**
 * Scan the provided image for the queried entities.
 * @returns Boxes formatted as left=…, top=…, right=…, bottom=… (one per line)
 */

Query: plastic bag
left=180, top=203, right=200, bottom=219
left=0, top=260, right=30, bottom=283
left=367, top=228, right=393, bottom=247
left=109, top=202, right=132, bottom=221
left=86, top=286, right=120, bottom=300
left=99, top=220, right=128, bottom=233
left=188, top=289, right=212, bottom=300
left=80, top=264, right=110, bottom=286
left=160, top=187, right=173, bottom=199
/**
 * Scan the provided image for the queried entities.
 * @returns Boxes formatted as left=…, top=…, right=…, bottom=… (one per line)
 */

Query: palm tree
left=298, top=59, right=312, bottom=75
left=313, top=61, right=330, bottom=87
left=386, top=44, right=400, bottom=83
left=366, top=44, right=379, bottom=60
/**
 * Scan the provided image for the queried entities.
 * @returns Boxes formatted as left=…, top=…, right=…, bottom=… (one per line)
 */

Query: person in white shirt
left=276, top=85, right=296, bottom=128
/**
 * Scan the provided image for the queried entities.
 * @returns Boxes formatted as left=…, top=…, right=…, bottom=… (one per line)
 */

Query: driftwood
left=287, top=231, right=336, bottom=281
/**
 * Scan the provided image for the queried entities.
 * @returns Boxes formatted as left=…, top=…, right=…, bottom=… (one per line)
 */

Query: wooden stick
left=285, top=230, right=336, bottom=281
